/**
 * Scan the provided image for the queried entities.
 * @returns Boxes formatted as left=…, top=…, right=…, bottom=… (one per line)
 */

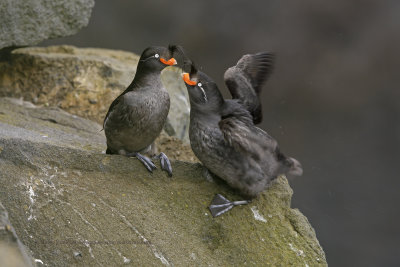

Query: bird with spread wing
left=172, top=47, right=302, bottom=216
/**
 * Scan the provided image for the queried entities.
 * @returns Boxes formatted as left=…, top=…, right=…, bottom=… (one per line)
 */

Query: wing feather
left=219, top=101, right=267, bottom=159
left=219, top=117, right=264, bottom=160
left=224, top=52, right=274, bottom=124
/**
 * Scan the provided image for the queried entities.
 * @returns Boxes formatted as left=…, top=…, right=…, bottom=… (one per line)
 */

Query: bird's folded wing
left=103, top=96, right=122, bottom=130
left=224, top=52, right=274, bottom=124
left=219, top=116, right=265, bottom=161
left=219, top=102, right=265, bottom=159
left=103, top=93, right=148, bottom=130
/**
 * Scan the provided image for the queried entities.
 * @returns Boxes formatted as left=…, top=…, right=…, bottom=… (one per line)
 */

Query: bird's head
left=168, top=45, right=188, bottom=69
left=137, top=46, right=177, bottom=72
left=182, top=63, right=224, bottom=112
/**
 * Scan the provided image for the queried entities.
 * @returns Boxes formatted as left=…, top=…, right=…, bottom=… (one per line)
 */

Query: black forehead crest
left=142, top=46, right=166, bottom=56
left=190, top=63, right=198, bottom=76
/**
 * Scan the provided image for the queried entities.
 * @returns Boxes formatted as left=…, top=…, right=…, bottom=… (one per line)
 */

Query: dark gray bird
left=103, top=46, right=178, bottom=176
left=180, top=52, right=303, bottom=203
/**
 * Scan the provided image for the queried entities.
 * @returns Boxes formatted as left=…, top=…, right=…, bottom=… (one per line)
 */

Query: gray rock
left=0, top=45, right=190, bottom=143
left=161, top=67, right=190, bottom=141
left=0, top=0, right=95, bottom=49
left=0, top=202, right=34, bottom=267
left=0, top=97, right=327, bottom=266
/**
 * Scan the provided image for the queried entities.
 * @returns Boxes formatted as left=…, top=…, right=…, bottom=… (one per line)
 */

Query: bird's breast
left=189, top=120, right=234, bottom=168
left=105, top=89, right=170, bottom=152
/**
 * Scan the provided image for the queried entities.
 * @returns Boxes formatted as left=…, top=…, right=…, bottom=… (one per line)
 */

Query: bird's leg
left=202, top=167, right=216, bottom=182
left=154, top=152, right=172, bottom=177
left=125, top=152, right=157, bottom=173
left=148, top=142, right=158, bottom=157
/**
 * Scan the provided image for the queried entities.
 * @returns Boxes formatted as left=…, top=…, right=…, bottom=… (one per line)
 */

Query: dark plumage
left=179, top=52, right=302, bottom=199
left=224, top=52, right=274, bottom=124
left=103, top=46, right=178, bottom=176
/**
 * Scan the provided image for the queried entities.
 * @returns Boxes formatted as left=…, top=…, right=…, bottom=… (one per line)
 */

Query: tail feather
left=285, top=157, right=303, bottom=176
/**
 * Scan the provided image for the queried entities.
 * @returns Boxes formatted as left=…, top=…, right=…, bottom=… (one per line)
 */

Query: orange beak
left=160, top=57, right=177, bottom=66
left=182, top=73, right=197, bottom=86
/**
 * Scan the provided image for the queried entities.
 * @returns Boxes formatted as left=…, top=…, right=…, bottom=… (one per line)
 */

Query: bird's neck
left=190, top=110, right=221, bottom=128
left=129, top=70, right=163, bottom=91
left=189, top=100, right=225, bottom=126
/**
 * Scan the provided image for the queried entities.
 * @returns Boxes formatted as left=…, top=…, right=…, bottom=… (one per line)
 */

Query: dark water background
left=43, top=1, right=400, bottom=266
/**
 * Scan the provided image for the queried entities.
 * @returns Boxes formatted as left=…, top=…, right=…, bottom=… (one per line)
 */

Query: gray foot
left=209, top=194, right=250, bottom=217
left=126, top=152, right=157, bottom=173
left=155, top=152, right=172, bottom=177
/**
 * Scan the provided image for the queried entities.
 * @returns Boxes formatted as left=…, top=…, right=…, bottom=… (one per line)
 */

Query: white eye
left=197, top=82, right=202, bottom=87
left=154, top=53, right=160, bottom=58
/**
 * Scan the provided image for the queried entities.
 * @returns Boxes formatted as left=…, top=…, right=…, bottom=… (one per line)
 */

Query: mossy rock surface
left=0, top=97, right=326, bottom=266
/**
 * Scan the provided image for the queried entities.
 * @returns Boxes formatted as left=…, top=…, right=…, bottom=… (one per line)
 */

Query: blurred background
left=42, top=1, right=400, bottom=266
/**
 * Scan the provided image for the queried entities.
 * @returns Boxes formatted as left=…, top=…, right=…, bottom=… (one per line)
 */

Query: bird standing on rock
left=103, top=46, right=178, bottom=176
left=179, top=51, right=303, bottom=215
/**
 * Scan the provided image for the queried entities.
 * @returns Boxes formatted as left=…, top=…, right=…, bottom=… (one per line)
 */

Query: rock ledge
left=0, top=97, right=326, bottom=265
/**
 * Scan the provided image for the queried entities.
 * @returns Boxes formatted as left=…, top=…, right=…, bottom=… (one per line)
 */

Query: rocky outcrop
left=0, top=97, right=327, bottom=265
left=0, top=0, right=94, bottom=49
left=0, top=45, right=190, bottom=142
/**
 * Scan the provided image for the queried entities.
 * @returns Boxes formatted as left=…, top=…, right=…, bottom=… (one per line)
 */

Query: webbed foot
left=209, top=194, right=250, bottom=217
left=155, top=152, right=172, bottom=177
left=126, top=152, right=157, bottom=173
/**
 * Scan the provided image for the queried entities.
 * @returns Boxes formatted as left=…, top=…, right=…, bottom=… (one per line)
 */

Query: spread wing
left=224, top=52, right=274, bottom=124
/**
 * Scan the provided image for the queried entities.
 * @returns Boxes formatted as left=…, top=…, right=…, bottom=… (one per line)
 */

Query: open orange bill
left=182, top=73, right=197, bottom=85
left=160, top=57, right=177, bottom=66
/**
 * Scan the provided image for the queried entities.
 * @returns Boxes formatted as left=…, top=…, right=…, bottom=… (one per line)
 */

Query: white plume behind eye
left=197, top=82, right=207, bottom=102
left=139, top=53, right=159, bottom=62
